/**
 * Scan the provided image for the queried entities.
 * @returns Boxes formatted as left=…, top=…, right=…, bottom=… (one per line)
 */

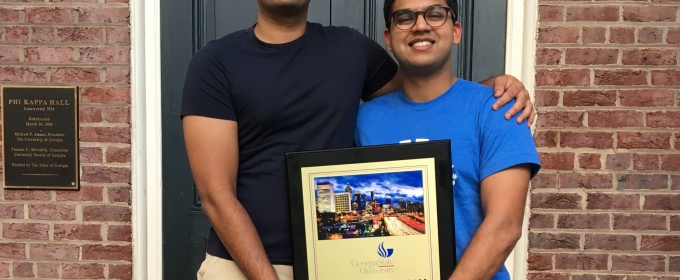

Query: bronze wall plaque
left=1, top=86, right=79, bottom=190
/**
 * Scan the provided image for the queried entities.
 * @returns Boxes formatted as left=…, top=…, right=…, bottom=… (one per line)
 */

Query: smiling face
left=384, top=0, right=461, bottom=77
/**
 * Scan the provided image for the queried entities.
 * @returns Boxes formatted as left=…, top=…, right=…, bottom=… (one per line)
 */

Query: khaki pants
left=196, top=253, right=294, bottom=280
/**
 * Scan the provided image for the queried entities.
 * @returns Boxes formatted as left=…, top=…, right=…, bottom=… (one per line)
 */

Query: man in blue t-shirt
left=355, top=0, right=542, bottom=279
left=181, top=0, right=538, bottom=279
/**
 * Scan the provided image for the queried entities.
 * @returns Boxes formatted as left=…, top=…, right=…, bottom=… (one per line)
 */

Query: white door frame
left=129, top=0, right=538, bottom=279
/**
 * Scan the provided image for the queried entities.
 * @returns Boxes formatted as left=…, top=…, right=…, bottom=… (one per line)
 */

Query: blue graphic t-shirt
left=355, top=79, right=541, bottom=279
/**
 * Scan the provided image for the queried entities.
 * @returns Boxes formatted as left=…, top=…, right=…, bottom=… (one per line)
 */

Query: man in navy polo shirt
left=181, top=0, right=536, bottom=279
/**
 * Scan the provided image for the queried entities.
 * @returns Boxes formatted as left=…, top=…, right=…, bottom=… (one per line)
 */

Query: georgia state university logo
left=377, top=242, right=393, bottom=258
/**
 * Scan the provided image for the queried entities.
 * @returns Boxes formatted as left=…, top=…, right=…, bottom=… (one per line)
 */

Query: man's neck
left=254, top=10, right=308, bottom=44
left=402, top=68, right=458, bottom=103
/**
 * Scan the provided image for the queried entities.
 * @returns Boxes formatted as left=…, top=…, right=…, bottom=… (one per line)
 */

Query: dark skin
left=183, top=0, right=535, bottom=279
left=383, top=0, right=532, bottom=279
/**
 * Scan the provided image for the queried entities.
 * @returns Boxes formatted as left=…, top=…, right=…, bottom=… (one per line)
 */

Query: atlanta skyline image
left=313, top=170, right=426, bottom=240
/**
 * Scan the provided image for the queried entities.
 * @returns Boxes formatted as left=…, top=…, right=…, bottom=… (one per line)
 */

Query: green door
left=160, top=1, right=508, bottom=279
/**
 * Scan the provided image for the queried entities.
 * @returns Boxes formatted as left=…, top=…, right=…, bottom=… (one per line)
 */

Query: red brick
left=534, top=131, right=557, bottom=147
left=530, top=214, right=554, bottom=229
left=561, top=132, right=613, bottom=149
left=579, top=154, right=601, bottom=170
left=672, top=257, right=680, bottom=272
left=567, top=6, right=619, bottom=21
left=573, top=275, right=596, bottom=280
left=563, top=90, right=616, bottom=106
left=536, top=112, right=583, bottom=128
left=610, top=27, right=635, bottom=44
left=80, top=127, right=131, bottom=143
left=37, top=262, right=59, bottom=278
left=672, top=216, right=680, bottom=231
left=105, top=107, right=131, bottom=123
left=652, top=70, right=680, bottom=86
left=559, top=173, right=612, bottom=189
left=620, top=90, right=674, bottom=107
left=108, top=186, right=131, bottom=203
left=534, top=90, right=559, bottom=107
left=0, top=67, right=48, bottom=82
left=536, top=48, right=562, bottom=65
left=79, top=107, right=103, bottom=123
left=555, top=253, right=608, bottom=270
left=622, top=49, right=677, bottom=65
left=674, top=175, right=680, bottom=190
left=28, top=204, right=76, bottom=220
left=13, top=262, right=34, bottom=278
left=79, top=8, right=130, bottom=23
left=0, top=204, right=23, bottom=219
left=633, top=154, right=659, bottom=170
left=0, top=262, right=9, bottom=277
left=565, top=49, right=618, bottom=65
left=589, top=111, right=643, bottom=128
left=639, top=27, right=663, bottom=44
left=80, top=47, right=130, bottom=64
left=528, top=253, right=552, bottom=270
left=79, top=147, right=103, bottom=163
left=83, top=205, right=131, bottom=222
left=599, top=276, right=625, bottom=280
left=539, top=152, right=574, bottom=170
left=640, top=235, right=680, bottom=251
left=51, top=67, right=101, bottom=83
left=557, top=214, right=609, bottom=229
left=25, top=47, right=75, bottom=63
left=662, top=154, right=680, bottom=171
left=29, top=244, right=79, bottom=260
left=587, top=193, right=639, bottom=210
left=539, top=5, right=563, bottom=22
left=0, top=47, right=20, bottom=62
left=54, top=224, right=102, bottom=241
left=106, top=67, right=130, bottom=83
left=531, top=173, right=558, bottom=189
left=538, top=26, right=580, bottom=43
left=31, top=26, right=55, bottom=42
left=536, top=69, right=590, bottom=86
left=62, top=263, right=105, bottom=279
left=107, top=26, right=130, bottom=43
left=529, top=274, right=569, bottom=280
left=110, top=264, right=132, bottom=280
left=583, top=27, right=606, bottom=44
left=617, top=174, right=668, bottom=190
left=107, top=146, right=131, bottom=163
left=531, top=193, right=581, bottom=210
left=529, top=233, right=580, bottom=250
left=108, top=225, right=131, bottom=241
left=0, top=243, right=25, bottom=259
left=585, top=234, right=637, bottom=250
left=82, top=244, right=131, bottom=261
left=82, top=166, right=131, bottom=184
left=5, top=26, right=29, bottom=42
left=669, top=28, right=680, bottom=44
left=57, top=27, right=104, bottom=43
left=26, top=7, right=74, bottom=23
left=618, top=132, right=671, bottom=149
left=623, top=6, right=677, bottom=22
left=605, top=154, right=631, bottom=170
left=0, top=8, right=20, bottom=22
left=81, top=87, right=131, bottom=104
left=56, top=185, right=103, bottom=202
left=594, top=70, right=648, bottom=86
left=612, top=255, right=665, bottom=272
left=644, top=195, right=680, bottom=210
left=2, top=223, right=49, bottom=239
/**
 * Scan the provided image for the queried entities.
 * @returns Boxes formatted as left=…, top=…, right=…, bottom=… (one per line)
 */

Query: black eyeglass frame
left=388, top=5, right=457, bottom=31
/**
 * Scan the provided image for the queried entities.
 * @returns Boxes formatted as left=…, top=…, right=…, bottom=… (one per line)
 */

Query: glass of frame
left=285, top=140, right=456, bottom=280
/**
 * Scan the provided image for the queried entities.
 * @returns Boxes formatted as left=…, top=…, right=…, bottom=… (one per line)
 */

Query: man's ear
left=383, top=28, right=393, bottom=52
left=452, top=22, right=462, bottom=45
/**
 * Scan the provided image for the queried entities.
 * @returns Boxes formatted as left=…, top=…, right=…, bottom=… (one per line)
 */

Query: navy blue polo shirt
left=180, top=22, right=398, bottom=264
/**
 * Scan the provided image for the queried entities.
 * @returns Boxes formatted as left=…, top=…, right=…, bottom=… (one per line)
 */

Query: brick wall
left=0, top=1, right=131, bottom=279
left=531, top=1, right=680, bottom=279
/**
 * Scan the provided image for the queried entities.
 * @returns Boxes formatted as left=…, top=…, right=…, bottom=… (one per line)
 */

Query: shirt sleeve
left=180, top=42, right=236, bottom=121
left=350, top=29, right=399, bottom=98
left=478, top=92, right=542, bottom=181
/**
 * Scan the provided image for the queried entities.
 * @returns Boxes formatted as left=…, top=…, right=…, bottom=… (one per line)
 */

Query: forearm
left=449, top=218, right=521, bottom=280
left=203, top=194, right=278, bottom=280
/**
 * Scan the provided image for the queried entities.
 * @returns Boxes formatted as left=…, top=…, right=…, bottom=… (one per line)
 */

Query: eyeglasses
left=389, top=5, right=455, bottom=31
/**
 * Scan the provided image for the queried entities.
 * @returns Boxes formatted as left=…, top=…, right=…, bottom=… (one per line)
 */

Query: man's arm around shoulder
left=183, top=116, right=278, bottom=280
left=448, top=164, right=531, bottom=280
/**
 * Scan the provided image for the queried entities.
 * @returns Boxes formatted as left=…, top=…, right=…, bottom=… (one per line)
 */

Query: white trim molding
left=504, top=0, right=539, bottom=279
left=131, top=0, right=163, bottom=278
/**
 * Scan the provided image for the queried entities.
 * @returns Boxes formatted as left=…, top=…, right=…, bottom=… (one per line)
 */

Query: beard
left=258, top=0, right=311, bottom=20
left=395, top=52, right=451, bottom=78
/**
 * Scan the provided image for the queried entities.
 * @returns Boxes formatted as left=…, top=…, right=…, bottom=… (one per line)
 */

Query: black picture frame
left=285, top=140, right=456, bottom=280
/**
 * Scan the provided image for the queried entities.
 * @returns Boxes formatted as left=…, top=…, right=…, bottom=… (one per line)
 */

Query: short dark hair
left=383, top=0, right=458, bottom=27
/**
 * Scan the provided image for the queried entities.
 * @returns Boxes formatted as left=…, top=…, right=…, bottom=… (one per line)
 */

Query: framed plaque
left=285, top=140, right=455, bottom=280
